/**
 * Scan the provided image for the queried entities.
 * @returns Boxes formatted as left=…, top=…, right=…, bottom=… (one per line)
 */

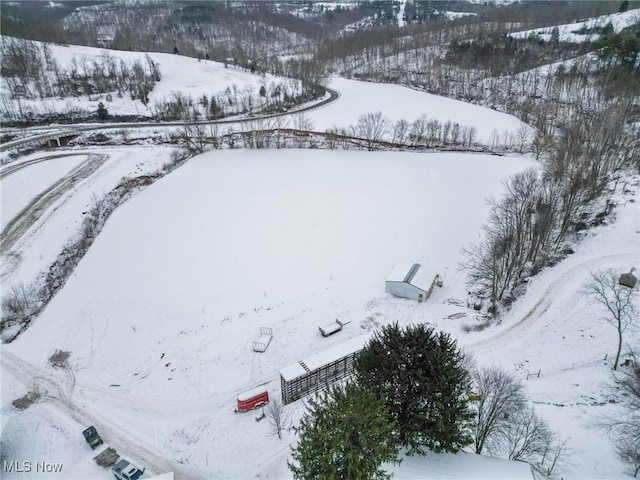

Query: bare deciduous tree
left=356, top=111, right=391, bottom=150
left=616, top=429, right=640, bottom=478
left=392, top=118, right=409, bottom=144
left=180, top=123, right=207, bottom=154
left=266, top=399, right=291, bottom=440
left=602, top=352, right=640, bottom=477
left=1, top=282, right=38, bottom=336
left=584, top=269, right=638, bottom=370
left=514, top=122, right=534, bottom=153
left=291, top=112, right=314, bottom=132
left=471, top=366, right=527, bottom=454
left=491, top=406, right=569, bottom=479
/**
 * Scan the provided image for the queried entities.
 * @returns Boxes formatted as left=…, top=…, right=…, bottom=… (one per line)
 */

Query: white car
left=111, top=458, right=146, bottom=480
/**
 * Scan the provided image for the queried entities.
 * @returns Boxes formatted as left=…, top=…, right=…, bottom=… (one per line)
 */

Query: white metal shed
left=385, top=263, right=438, bottom=302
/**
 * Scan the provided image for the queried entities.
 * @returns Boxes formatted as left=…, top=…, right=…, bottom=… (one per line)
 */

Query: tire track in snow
left=0, top=152, right=87, bottom=180
left=1, top=350, right=207, bottom=479
left=1, top=153, right=109, bottom=279
left=468, top=252, right=636, bottom=356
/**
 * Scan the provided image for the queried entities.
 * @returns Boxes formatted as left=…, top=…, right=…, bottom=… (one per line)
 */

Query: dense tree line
left=463, top=101, right=638, bottom=311
left=1, top=37, right=159, bottom=103
left=0, top=36, right=319, bottom=124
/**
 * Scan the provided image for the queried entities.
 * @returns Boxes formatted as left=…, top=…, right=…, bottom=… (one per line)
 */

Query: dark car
left=82, top=426, right=103, bottom=450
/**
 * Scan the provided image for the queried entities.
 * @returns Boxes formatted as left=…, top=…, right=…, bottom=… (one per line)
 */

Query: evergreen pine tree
left=355, top=322, right=473, bottom=455
left=97, top=101, right=108, bottom=120
left=288, top=382, right=400, bottom=480
left=209, top=96, right=220, bottom=119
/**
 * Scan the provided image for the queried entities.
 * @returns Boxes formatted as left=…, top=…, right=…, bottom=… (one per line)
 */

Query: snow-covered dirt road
left=1, top=153, right=108, bottom=256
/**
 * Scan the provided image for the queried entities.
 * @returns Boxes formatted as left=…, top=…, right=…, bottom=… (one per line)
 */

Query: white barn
left=385, top=263, right=439, bottom=302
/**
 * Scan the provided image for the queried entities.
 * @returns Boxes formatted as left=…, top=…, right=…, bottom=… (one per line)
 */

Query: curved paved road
left=0, top=88, right=340, bottom=152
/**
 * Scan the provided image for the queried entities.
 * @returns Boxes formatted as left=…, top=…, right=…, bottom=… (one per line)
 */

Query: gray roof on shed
left=386, top=263, right=436, bottom=293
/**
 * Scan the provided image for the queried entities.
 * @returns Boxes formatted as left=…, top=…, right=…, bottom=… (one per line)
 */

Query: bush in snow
left=0, top=282, right=40, bottom=341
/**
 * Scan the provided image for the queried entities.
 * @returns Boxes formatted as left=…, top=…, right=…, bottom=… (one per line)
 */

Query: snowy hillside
left=511, top=8, right=640, bottom=43
left=0, top=38, right=301, bottom=121
left=1, top=1, right=639, bottom=477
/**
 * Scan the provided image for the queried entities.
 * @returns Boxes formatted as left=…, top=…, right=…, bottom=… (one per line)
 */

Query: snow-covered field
left=309, top=77, right=523, bottom=143
left=1, top=141, right=638, bottom=478
left=1, top=148, right=535, bottom=478
left=1, top=147, right=178, bottom=286
left=510, top=8, right=640, bottom=43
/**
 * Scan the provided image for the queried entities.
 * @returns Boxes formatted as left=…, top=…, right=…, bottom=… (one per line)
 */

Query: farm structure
left=318, top=319, right=346, bottom=337
left=619, top=268, right=637, bottom=289
left=252, top=327, right=273, bottom=352
left=279, top=333, right=371, bottom=405
left=385, top=263, right=441, bottom=302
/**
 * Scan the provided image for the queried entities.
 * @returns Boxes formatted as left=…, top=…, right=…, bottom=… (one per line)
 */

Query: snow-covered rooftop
left=385, top=263, right=416, bottom=282
left=237, top=385, right=269, bottom=402
left=387, top=450, right=533, bottom=479
left=386, top=263, right=437, bottom=293
left=279, top=332, right=372, bottom=381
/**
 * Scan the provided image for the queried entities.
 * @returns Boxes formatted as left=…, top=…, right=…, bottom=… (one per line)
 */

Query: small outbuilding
left=619, top=268, right=637, bottom=289
left=385, top=263, right=440, bottom=302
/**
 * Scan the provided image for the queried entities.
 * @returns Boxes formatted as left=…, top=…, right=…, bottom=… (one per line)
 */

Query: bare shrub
left=461, top=317, right=492, bottom=333
left=1, top=282, right=39, bottom=337
left=12, top=391, right=41, bottom=411
left=616, top=429, right=640, bottom=478
left=49, top=350, right=71, bottom=369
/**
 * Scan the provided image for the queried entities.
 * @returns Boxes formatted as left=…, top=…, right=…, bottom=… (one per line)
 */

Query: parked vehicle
left=235, top=386, right=269, bottom=412
left=112, top=458, right=146, bottom=480
left=82, top=426, right=103, bottom=450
